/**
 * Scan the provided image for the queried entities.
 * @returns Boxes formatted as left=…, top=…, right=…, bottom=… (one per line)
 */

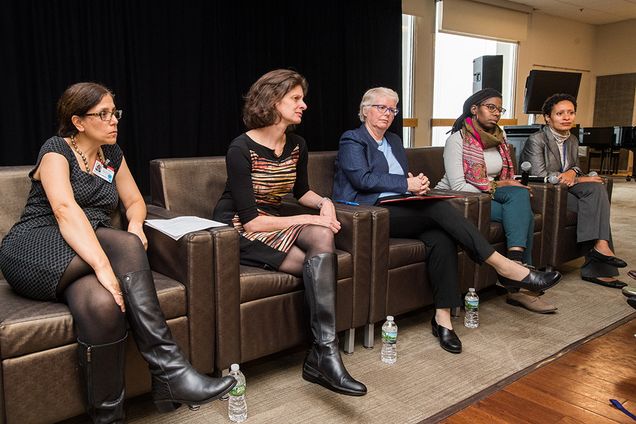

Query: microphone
left=547, top=175, right=560, bottom=184
left=513, top=173, right=560, bottom=184
left=520, top=161, right=531, bottom=186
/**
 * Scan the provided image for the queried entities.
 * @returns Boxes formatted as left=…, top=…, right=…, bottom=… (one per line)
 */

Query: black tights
left=57, top=228, right=149, bottom=345
left=279, top=225, right=335, bottom=276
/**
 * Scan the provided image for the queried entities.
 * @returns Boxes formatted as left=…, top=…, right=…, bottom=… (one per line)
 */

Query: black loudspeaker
left=473, top=55, right=503, bottom=93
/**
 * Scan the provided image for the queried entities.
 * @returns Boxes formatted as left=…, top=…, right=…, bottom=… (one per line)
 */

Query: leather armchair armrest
left=208, top=224, right=241, bottom=370
left=144, top=204, right=218, bottom=373
left=279, top=199, right=372, bottom=328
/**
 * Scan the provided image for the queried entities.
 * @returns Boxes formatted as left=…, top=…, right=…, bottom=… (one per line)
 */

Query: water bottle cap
left=469, top=288, right=475, bottom=292
left=386, top=315, right=394, bottom=321
left=230, top=363, right=240, bottom=372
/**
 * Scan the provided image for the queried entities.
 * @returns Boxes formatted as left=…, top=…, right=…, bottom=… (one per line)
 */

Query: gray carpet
left=124, top=179, right=636, bottom=424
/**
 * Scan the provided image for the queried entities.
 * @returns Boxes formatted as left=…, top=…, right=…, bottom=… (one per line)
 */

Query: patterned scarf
left=462, top=117, right=514, bottom=191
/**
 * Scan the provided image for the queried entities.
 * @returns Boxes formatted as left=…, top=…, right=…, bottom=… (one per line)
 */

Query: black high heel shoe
left=431, top=316, right=462, bottom=354
left=498, top=269, right=562, bottom=292
left=587, top=249, right=627, bottom=268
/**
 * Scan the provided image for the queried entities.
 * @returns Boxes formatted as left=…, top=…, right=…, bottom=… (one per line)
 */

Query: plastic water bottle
left=464, top=288, right=479, bottom=328
left=381, top=315, right=398, bottom=364
left=228, top=363, right=247, bottom=422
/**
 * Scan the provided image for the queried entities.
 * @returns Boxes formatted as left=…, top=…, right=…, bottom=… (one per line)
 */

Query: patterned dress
left=213, top=133, right=310, bottom=270
left=0, top=136, right=123, bottom=300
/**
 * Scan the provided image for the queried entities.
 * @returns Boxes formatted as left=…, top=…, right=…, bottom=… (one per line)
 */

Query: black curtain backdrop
left=0, top=0, right=402, bottom=194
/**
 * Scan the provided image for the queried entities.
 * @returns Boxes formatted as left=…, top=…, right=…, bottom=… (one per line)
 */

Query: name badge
left=92, top=160, right=114, bottom=183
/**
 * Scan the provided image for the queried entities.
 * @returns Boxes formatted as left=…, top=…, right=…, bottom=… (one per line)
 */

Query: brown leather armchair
left=0, top=166, right=215, bottom=424
left=410, top=147, right=553, bottom=289
left=544, top=179, right=614, bottom=269
left=149, top=156, right=371, bottom=373
left=308, top=150, right=480, bottom=349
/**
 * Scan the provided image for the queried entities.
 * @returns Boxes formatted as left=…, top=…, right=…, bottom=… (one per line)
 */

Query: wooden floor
left=442, top=317, right=636, bottom=424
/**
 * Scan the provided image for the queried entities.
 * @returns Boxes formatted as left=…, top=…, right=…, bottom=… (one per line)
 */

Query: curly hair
left=57, top=82, right=114, bottom=137
left=242, top=69, right=308, bottom=129
left=541, top=93, right=577, bottom=117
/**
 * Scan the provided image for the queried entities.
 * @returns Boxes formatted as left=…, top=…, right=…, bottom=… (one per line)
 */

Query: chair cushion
left=239, top=250, right=352, bottom=303
left=388, top=239, right=427, bottom=270
left=0, top=272, right=185, bottom=359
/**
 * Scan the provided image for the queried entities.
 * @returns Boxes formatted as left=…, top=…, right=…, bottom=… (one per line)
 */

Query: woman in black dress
left=0, top=82, right=235, bottom=422
left=214, top=69, right=366, bottom=396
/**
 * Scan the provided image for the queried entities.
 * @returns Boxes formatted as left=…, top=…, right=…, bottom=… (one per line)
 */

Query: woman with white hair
left=333, top=87, right=562, bottom=353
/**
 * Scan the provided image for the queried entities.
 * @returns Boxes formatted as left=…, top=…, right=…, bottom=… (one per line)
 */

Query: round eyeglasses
left=479, top=103, right=506, bottom=114
left=84, top=109, right=123, bottom=121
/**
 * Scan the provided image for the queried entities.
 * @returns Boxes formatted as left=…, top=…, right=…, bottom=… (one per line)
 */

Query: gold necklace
left=70, top=135, right=104, bottom=173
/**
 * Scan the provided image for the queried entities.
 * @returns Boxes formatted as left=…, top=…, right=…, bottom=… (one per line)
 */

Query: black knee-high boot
left=301, top=253, right=367, bottom=396
left=120, top=270, right=236, bottom=412
left=77, top=334, right=127, bottom=424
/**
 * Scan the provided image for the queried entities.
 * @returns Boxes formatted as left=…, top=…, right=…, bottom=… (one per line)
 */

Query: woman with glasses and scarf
left=0, top=82, right=236, bottom=423
left=333, top=87, right=562, bottom=354
left=436, top=88, right=557, bottom=314
left=521, top=93, right=627, bottom=288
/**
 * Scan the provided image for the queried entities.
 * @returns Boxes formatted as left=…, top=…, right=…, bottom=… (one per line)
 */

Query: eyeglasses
left=369, top=104, right=399, bottom=116
left=480, top=103, right=506, bottom=114
left=84, top=109, right=123, bottom=121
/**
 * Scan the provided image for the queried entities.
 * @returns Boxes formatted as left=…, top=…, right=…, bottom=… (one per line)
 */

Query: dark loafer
left=628, top=270, right=636, bottom=280
left=587, top=249, right=627, bottom=268
left=628, top=296, right=636, bottom=309
left=431, top=316, right=462, bottom=354
left=498, top=269, right=562, bottom=292
left=582, top=276, right=627, bottom=288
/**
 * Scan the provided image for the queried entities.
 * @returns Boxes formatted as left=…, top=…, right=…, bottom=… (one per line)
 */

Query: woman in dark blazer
left=521, top=93, right=627, bottom=288
left=333, top=87, right=562, bottom=354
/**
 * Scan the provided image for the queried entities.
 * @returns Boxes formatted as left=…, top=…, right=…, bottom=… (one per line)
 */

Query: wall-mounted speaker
left=473, top=55, right=503, bottom=93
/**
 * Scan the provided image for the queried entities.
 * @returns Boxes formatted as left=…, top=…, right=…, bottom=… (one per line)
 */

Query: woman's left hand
left=128, top=222, right=148, bottom=250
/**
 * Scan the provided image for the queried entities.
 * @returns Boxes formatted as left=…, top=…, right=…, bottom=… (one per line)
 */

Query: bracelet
left=489, top=180, right=497, bottom=199
left=316, top=197, right=330, bottom=209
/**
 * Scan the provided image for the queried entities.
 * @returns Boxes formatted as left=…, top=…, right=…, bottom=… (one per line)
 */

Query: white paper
left=144, top=216, right=227, bottom=240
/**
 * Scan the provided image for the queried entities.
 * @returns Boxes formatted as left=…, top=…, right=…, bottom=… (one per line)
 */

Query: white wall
left=595, top=19, right=636, bottom=76
left=515, top=12, right=597, bottom=126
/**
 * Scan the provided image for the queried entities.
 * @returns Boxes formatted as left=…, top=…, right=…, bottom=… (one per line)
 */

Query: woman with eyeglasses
left=436, top=89, right=556, bottom=314
left=333, top=87, right=562, bottom=354
left=0, top=82, right=236, bottom=423
left=213, top=69, right=367, bottom=396
left=521, top=93, right=627, bottom=288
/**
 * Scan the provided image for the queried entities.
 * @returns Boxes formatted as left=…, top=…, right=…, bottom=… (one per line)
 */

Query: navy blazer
left=333, top=124, right=408, bottom=205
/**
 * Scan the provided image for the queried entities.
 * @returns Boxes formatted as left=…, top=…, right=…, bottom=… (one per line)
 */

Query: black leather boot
left=120, top=270, right=236, bottom=412
left=301, top=253, right=367, bottom=396
left=77, top=334, right=127, bottom=424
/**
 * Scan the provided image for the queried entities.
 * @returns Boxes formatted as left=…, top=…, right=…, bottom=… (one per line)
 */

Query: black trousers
left=382, top=200, right=495, bottom=308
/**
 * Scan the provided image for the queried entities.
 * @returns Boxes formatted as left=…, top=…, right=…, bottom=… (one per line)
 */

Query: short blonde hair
left=358, top=87, right=399, bottom=122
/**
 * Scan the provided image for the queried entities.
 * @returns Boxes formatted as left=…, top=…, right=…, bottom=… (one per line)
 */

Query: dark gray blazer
left=520, top=125, right=582, bottom=177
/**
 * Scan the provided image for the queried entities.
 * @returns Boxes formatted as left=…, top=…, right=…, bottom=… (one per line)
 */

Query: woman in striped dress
left=213, top=69, right=367, bottom=397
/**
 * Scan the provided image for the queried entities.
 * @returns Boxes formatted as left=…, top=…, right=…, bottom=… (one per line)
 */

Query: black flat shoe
left=431, top=316, right=462, bottom=354
left=587, top=249, right=627, bottom=268
left=498, top=269, right=562, bottom=292
left=582, top=276, right=627, bottom=288
left=628, top=296, right=636, bottom=309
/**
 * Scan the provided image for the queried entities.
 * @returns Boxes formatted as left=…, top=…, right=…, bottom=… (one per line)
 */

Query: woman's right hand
left=94, top=265, right=126, bottom=313
left=308, top=214, right=341, bottom=234
left=407, top=172, right=430, bottom=195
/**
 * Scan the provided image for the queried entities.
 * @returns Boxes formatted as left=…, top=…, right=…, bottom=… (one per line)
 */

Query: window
left=432, top=32, right=517, bottom=146
left=402, top=14, right=415, bottom=147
